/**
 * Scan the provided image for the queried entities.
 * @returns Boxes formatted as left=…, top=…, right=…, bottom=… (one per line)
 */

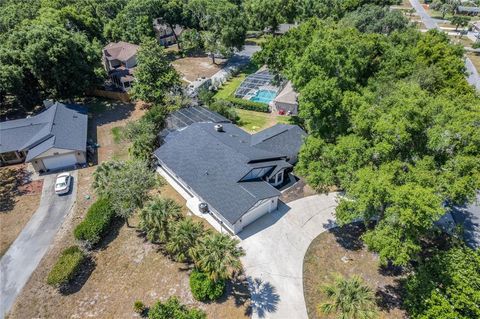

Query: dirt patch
left=279, top=178, right=317, bottom=203
left=172, top=56, right=227, bottom=82
left=303, top=223, right=406, bottom=319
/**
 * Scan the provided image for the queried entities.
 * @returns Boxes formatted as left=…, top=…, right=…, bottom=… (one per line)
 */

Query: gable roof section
left=103, top=41, right=139, bottom=62
left=274, top=81, right=298, bottom=105
left=251, top=124, right=307, bottom=162
left=155, top=123, right=285, bottom=224
left=0, top=102, right=88, bottom=160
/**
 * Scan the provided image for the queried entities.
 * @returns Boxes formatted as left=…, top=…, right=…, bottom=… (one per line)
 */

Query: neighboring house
left=153, top=18, right=183, bottom=46
left=451, top=192, right=480, bottom=250
left=272, top=81, right=299, bottom=115
left=102, top=41, right=139, bottom=91
left=456, top=6, right=480, bottom=15
left=0, top=102, right=88, bottom=172
left=155, top=122, right=306, bottom=234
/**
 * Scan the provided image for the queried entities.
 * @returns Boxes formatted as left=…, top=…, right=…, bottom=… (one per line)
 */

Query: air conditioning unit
left=199, top=202, right=209, bottom=214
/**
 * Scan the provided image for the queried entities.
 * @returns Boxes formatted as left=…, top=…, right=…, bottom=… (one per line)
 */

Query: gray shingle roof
left=0, top=102, right=88, bottom=161
left=451, top=192, right=480, bottom=250
left=251, top=124, right=306, bottom=163
left=154, top=122, right=305, bottom=224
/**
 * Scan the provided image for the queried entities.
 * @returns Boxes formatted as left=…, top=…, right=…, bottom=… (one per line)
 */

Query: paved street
left=239, top=194, right=338, bottom=319
left=409, top=0, right=480, bottom=90
left=0, top=171, right=77, bottom=318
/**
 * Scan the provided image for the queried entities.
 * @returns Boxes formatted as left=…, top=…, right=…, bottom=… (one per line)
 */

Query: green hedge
left=74, top=198, right=115, bottom=247
left=47, top=246, right=85, bottom=287
left=189, top=269, right=225, bottom=301
left=223, top=97, right=270, bottom=113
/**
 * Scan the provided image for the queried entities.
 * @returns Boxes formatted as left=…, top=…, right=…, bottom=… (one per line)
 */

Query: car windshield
left=56, top=182, right=66, bottom=188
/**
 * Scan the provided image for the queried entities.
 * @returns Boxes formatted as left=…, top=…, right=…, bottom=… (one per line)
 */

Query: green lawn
left=236, top=109, right=291, bottom=133
left=214, top=63, right=258, bottom=100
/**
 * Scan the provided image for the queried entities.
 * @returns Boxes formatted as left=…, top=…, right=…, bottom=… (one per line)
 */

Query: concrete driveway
left=0, top=171, right=77, bottom=318
left=238, top=194, right=338, bottom=319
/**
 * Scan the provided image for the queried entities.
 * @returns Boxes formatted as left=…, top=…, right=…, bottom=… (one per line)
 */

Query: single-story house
left=154, top=122, right=306, bottom=234
left=102, top=41, right=139, bottom=91
left=0, top=102, right=88, bottom=172
left=153, top=18, right=183, bottom=46
left=272, top=81, right=299, bottom=115
left=456, top=6, right=480, bottom=15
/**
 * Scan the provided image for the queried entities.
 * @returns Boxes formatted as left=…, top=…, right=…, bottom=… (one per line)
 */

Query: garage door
left=42, top=153, right=77, bottom=170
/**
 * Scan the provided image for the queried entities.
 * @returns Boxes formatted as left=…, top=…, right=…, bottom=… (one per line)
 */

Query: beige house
left=102, top=41, right=139, bottom=91
left=272, top=81, right=299, bottom=115
left=153, top=19, right=183, bottom=46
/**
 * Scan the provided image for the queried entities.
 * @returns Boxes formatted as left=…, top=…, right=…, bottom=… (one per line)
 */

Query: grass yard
left=236, top=109, right=290, bottom=133
left=304, top=223, right=406, bottom=319
left=110, top=126, right=124, bottom=144
left=448, top=35, right=474, bottom=48
left=467, top=52, right=480, bottom=72
left=214, top=63, right=259, bottom=100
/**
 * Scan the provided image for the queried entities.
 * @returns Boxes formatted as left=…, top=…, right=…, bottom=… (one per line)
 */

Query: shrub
left=133, top=300, right=146, bottom=314
left=209, top=100, right=239, bottom=123
left=223, top=97, right=270, bottom=112
left=47, top=246, right=85, bottom=287
left=149, top=296, right=206, bottom=319
left=74, top=198, right=115, bottom=248
left=189, top=269, right=225, bottom=301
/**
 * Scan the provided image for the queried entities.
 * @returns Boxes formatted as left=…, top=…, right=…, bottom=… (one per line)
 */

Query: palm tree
left=191, top=233, right=245, bottom=282
left=319, top=275, right=378, bottom=319
left=139, top=197, right=182, bottom=243
left=92, top=160, right=124, bottom=195
left=166, top=217, right=206, bottom=262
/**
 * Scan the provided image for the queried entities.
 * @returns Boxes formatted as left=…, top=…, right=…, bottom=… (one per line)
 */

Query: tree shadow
left=378, top=262, right=404, bottom=277
left=59, top=256, right=96, bottom=295
left=247, top=277, right=280, bottom=318
left=0, top=166, right=32, bottom=212
left=215, top=273, right=251, bottom=311
left=95, top=218, right=125, bottom=251
left=375, top=281, right=404, bottom=313
left=88, top=100, right=135, bottom=126
left=328, top=222, right=365, bottom=251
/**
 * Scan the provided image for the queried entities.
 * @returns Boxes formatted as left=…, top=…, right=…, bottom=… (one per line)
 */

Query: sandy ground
left=303, top=224, right=406, bottom=319
left=172, top=56, right=227, bottom=82
left=7, top=100, right=250, bottom=319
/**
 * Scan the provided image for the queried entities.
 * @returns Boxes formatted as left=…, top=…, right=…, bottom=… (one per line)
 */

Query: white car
left=55, top=173, right=72, bottom=195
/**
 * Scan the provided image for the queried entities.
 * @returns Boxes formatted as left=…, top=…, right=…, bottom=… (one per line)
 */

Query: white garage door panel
left=42, top=153, right=77, bottom=170
left=242, top=198, right=275, bottom=228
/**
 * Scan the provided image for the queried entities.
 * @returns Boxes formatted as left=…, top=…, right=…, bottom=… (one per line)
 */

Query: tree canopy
left=255, top=18, right=480, bottom=266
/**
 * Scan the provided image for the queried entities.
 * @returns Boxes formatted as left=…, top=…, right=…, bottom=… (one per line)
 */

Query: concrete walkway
left=409, top=0, right=480, bottom=90
left=0, top=171, right=77, bottom=318
left=239, top=194, right=338, bottom=319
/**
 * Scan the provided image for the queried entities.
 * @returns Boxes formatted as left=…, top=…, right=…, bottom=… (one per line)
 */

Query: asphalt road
left=0, top=171, right=77, bottom=318
left=239, top=194, right=338, bottom=319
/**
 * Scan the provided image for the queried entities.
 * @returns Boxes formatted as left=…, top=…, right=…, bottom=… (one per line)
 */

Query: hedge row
left=222, top=97, right=270, bottom=113
left=47, top=246, right=85, bottom=287
left=74, top=197, right=115, bottom=248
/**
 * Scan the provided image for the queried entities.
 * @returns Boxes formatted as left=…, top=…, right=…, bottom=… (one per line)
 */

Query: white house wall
left=234, top=196, right=278, bottom=232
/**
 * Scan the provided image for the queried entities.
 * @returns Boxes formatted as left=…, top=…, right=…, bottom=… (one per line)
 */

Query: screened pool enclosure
left=234, top=70, right=281, bottom=104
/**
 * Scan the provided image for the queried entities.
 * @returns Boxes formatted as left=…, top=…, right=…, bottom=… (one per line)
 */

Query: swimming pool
left=249, top=90, right=277, bottom=104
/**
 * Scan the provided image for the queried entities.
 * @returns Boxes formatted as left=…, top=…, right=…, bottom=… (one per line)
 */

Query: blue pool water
left=250, top=90, right=277, bottom=104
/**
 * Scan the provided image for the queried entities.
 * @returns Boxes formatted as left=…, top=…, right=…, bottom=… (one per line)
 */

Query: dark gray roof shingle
left=0, top=102, right=88, bottom=160
left=155, top=122, right=306, bottom=224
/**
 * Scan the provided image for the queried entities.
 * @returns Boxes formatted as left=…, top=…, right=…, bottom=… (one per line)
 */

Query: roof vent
left=214, top=124, right=224, bottom=132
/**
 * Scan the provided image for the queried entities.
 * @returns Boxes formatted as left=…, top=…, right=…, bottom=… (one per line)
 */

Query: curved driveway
left=238, top=194, right=338, bottom=319
left=0, top=171, right=77, bottom=318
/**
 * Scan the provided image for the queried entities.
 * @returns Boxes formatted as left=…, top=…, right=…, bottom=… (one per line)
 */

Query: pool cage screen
left=234, top=70, right=277, bottom=98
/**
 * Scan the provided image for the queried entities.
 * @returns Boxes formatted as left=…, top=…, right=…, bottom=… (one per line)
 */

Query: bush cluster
left=222, top=97, right=270, bottom=112
left=189, top=269, right=225, bottom=301
left=148, top=296, right=206, bottom=319
left=46, top=246, right=85, bottom=287
left=73, top=198, right=115, bottom=248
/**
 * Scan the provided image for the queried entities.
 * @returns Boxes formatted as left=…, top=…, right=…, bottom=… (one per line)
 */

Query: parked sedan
left=55, top=173, right=72, bottom=195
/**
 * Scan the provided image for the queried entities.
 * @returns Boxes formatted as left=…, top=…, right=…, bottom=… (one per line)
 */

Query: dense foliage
left=139, top=197, right=182, bottom=243
left=189, top=269, right=225, bottom=301
left=255, top=18, right=480, bottom=266
left=222, top=97, right=270, bottom=112
left=47, top=246, right=86, bottom=287
left=404, top=246, right=480, bottom=319
left=148, top=296, right=206, bottom=319
left=73, top=198, right=116, bottom=248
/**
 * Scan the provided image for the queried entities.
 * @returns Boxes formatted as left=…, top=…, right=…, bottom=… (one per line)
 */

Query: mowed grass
left=236, top=109, right=291, bottom=133
left=214, top=63, right=259, bottom=100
